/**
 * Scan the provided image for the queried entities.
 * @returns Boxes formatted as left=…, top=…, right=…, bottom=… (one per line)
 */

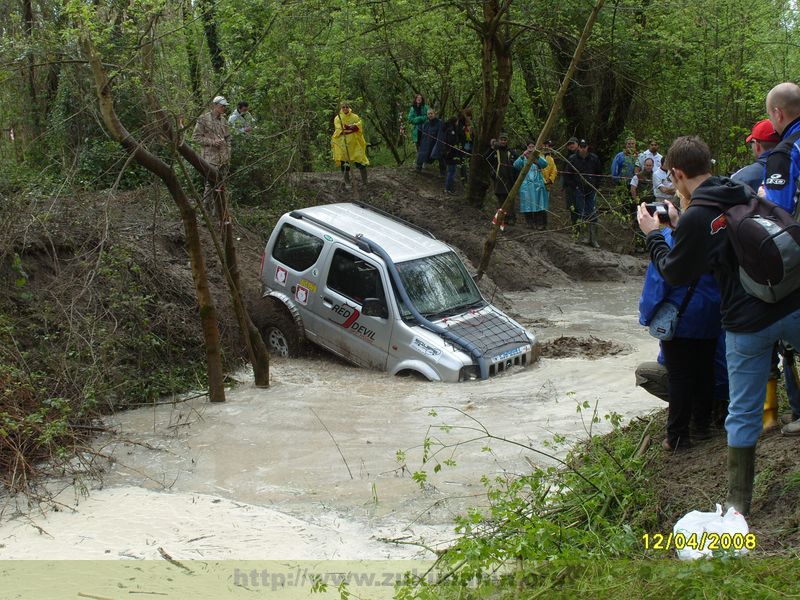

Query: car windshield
left=395, top=251, right=484, bottom=320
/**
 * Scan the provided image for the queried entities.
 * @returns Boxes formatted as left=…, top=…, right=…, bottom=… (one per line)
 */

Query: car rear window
left=272, top=223, right=324, bottom=272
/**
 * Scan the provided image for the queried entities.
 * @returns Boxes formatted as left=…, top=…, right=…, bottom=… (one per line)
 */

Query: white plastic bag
left=672, top=503, right=750, bottom=560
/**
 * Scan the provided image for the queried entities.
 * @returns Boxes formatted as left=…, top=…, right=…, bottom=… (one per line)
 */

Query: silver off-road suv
left=259, top=202, right=539, bottom=382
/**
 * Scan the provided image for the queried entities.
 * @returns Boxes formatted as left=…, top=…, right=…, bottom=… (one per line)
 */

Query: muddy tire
left=261, top=310, right=303, bottom=358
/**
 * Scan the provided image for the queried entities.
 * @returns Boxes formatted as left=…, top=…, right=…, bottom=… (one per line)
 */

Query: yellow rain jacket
left=542, top=153, right=558, bottom=187
left=331, top=110, right=369, bottom=166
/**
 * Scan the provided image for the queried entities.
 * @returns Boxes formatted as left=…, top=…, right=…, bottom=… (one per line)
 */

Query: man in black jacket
left=564, top=139, right=602, bottom=247
left=486, top=133, right=518, bottom=224
left=637, top=136, right=800, bottom=515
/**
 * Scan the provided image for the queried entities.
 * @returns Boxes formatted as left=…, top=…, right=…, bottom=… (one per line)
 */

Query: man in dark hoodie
left=637, top=136, right=800, bottom=516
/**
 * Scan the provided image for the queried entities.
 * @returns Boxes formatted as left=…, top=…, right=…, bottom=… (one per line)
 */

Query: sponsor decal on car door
left=314, top=246, right=392, bottom=369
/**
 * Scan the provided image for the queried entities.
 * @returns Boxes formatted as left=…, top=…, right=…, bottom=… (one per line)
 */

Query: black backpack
left=694, top=194, right=800, bottom=303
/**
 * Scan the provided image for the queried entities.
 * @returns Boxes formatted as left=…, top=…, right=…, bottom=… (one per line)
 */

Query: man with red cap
left=731, top=119, right=780, bottom=192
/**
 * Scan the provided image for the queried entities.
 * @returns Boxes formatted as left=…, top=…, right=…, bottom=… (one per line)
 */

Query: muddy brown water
left=0, top=281, right=664, bottom=560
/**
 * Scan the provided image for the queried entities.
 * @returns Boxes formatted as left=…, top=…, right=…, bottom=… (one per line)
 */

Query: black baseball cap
left=567, top=136, right=579, bottom=145
left=578, top=139, right=588, bottom=147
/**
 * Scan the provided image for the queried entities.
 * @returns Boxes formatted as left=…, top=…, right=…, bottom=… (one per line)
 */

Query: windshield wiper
left=428, top=303, right=481, bottom=320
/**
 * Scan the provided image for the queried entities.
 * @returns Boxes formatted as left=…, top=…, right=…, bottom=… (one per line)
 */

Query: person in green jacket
left=407, top=94, right=429, bottom=149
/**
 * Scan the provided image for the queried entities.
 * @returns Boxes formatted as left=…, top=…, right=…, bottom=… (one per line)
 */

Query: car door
left=314, top=246, right=393, bottom=370
left=267, top=222, right=328, bottom=344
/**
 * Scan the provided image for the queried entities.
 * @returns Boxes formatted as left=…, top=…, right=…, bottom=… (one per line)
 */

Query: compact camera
left=645, top=202, right=671, bottom=224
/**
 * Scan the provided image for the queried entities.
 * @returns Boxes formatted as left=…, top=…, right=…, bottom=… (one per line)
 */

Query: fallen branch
left=310, top=407, right=353, bottom=480
left=158, top=546, right=193, bottom=574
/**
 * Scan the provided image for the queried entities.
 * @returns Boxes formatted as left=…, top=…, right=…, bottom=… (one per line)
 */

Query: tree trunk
left=476, top=0, right=606, bottom=280
left=142, top=35, right=271, bottom=388
left=221, top=203, right=271, bottom=387
left=199, top=0, right=225, bottom=75
left=175, top=147, right=272, bottom=388
left=82, top=36, right=227, bottom=403
left=465, top=1, right=515, bottom=208
left=182, top=0, right=202, bottom=99
left=22, top=0, right=40, bottom=137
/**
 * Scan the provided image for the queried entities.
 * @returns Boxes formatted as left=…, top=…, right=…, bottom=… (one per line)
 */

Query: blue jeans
left=785, top=350, right=800, bottom=417
left=575, top=189, right=597, bottom=223
left=445, top=163, right=457, bottom=192
left=725, top=307, right=800, bottom=447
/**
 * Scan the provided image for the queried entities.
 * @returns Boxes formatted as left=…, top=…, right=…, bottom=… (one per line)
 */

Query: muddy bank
left=286, top=168, right=648, bottom=292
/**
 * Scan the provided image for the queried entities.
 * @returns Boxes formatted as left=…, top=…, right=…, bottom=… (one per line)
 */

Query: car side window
left=327, top=249, right=386, bottom=305
left=272, top=223, right=324, bottom=272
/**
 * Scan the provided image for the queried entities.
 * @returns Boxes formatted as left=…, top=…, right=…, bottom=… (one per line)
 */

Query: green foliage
left=0, top=233, right=207, bottom=491
left=411, top=558, right=800, bottom=598
left=401, top=406, right=660, bottom=595
left=2, top=0, right=799, bottom=193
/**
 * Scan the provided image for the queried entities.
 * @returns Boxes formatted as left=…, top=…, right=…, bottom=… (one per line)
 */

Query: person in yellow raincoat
left=331, top=101, right=369, bottom=187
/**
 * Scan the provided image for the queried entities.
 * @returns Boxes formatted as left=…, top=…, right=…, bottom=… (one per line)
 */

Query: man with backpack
left=637, top=136, right=800, bottom=516
left=764, top=83, right=800, bottom=435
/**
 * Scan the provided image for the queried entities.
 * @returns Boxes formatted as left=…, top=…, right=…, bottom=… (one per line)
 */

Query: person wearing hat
left=731, top=119, right=780, bottom=192
left=729, top=120, right=786, bottom=437
left=563, top=139, right=602, bottom=247
left=192, top=95, right=232, bottom=215
left=485, top=132, right=518, bottom=223
left=332, top=101, right=370, bottom=188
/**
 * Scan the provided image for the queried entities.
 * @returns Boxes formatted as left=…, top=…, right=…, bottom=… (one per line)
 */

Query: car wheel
left=261, top=310, right=302, bottom=358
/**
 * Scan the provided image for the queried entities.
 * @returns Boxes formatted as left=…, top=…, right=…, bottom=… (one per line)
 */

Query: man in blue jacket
left=764, top=83, right=800, bottom=436
left=638, top=135, right=800, bottom=515
left=764, top=82, right=800, bottom=212
left=611, top=137, right=638, bottom=184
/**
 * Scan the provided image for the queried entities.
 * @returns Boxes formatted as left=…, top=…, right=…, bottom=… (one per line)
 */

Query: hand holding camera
left=637, top=199, right=678, bottom=235
left=645, top=202, right=671, bottom=224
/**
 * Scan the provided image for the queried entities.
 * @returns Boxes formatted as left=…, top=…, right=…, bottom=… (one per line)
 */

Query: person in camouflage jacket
left=193, top=96, right=231, bottom=215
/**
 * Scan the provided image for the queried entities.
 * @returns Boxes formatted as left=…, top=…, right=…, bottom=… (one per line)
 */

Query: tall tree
left=199, top=0, right=225, bottom=75
left=461, top=0, right=517, bottom=208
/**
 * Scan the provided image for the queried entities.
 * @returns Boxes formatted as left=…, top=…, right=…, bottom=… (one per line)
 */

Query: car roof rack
left=289, top=210, right=372, bottom=252
left=353, top=201, right=436, bottom=240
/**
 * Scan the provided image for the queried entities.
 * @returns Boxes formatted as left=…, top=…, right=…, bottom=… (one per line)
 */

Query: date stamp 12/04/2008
left=642, top=532, right=757, bottom=552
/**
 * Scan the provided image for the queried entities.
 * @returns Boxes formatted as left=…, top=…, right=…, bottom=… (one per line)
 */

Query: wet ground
left=0, top=281, right=664, bottom=560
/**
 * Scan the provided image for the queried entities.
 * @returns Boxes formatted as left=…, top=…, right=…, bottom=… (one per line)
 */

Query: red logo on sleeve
left=710, top=214, right=727, bottom=234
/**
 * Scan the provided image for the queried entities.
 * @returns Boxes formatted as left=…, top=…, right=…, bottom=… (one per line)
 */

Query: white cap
left=212, top=95, right=229, bottom=106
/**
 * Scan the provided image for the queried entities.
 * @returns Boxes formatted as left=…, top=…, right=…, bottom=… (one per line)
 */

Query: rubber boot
left=360, top=166, right=368, bottom=187
left=578, top=223, right=589, bottom=244
left=763, top=376, right=779, bottom=431
left=588, top=223, right=600, bottom=248
left=343, top=169, right=351, bottom=185
left=724, top=446, right=756, bottom=516
left=525, top=213, right=535, bottom=229
left=541, top=211, right=548, bottom=231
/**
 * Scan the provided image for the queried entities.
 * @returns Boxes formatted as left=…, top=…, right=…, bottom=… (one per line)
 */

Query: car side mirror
left=362, top=298, right=388, bottom=319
